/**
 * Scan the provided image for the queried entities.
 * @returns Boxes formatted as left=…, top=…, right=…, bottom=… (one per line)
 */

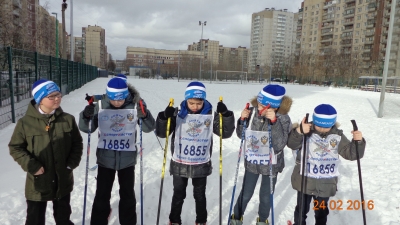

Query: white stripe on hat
left=313, top=112, right=337, bottom=119
left=186, top=86, right=206, bottom=91
left=32, top=81, right=53, bottom=96
left=260, top=90, right=284, bottom=100
left=106, top=87, right=128, bottom=93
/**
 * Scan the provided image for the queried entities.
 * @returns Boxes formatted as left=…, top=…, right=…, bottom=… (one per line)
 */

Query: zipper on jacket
left=45, top=118, right=51, bottom=131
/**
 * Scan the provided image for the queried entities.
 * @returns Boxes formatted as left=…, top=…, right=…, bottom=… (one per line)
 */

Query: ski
left=89, top=164, right=98, bottom=171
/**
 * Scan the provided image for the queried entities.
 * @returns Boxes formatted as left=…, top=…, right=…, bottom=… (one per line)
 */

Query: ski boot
left=230, top=214, right=243, bottom=225
left=255, top=217, right=269, bottom=225
left=195, top=223, right=206, bottom=225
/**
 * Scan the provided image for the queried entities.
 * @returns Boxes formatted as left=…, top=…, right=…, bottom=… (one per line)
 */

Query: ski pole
left=227, top=103, right=250, bottom=225
left=156, top=98, right=174, bottom=225
left=139, top=100, right=146, bottom=225
left=298, top=113, right=309, bottom=225
left=82, top=95, right=93, bottom=225
left=265, top=105, right=276, bottom=225
left=219, top=96, right=223, bottom=225
left=351, top=120, right=367, bottom=225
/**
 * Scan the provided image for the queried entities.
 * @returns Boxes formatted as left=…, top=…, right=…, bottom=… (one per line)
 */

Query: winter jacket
left=287, top=123, right=366, bottom=197
left=79, top=84, right=155, bottom=170
left=236, top=96, right=292, bottom=176
left=9, top=100, right=83, bottom=201
left=155, top=100, right=235, bottom=178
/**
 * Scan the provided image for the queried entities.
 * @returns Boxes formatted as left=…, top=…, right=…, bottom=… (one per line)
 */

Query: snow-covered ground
left=0, top=78, right=399, bottom=225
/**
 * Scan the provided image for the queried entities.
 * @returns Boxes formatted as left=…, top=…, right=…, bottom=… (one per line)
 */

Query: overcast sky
left=44, top=0, right=302, bottom=60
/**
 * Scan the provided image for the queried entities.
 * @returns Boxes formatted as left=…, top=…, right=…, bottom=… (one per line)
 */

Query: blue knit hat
left=106, top=78, right=129, bottom=100
left=313, top=104, right=337, bottom=128
left=115, top=74, right=127, bottom=83
left=257, top=84, right=285, bottom=108
left=31, top=79, right=61, bottom=103
left=185, top=81, right=206, bottom=100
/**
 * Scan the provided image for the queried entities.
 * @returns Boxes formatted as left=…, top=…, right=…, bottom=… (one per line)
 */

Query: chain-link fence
left=0, top=46, right=99, bottom=129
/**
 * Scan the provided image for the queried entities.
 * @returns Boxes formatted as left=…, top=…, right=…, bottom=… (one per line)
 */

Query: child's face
left=257, top=103, right=276, bottom=116
left=110, top=99, right=125, bottom=108
left=314, top=125, right=331, bottom=133
left=187, top=98, right=204, bottom=113
left=41, top=92, right=62, bottom=110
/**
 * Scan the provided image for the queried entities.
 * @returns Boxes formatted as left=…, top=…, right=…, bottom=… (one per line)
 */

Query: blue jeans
left=233, top=170, right=277, bottom=222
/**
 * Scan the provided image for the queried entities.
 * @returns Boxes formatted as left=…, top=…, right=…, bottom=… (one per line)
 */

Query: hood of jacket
left=26, top=99, right=64, bottom=120
left=249, top=95, right=292, bottom=115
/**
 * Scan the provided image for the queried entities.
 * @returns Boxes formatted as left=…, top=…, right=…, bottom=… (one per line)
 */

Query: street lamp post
left=199, top=21, right=206, bottom=80
left=61, top=0, right=68, bottom=59
left=51, top=13, right=58, bottom=58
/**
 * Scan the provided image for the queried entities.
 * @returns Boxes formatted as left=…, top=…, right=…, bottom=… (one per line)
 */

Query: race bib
left=244, top=129, right=277, bottom=165
left=172, top=114, right=213, bottom=165
left=97, top=108, right=137, bottom=151
left=300, top=133, right=341, bottom=179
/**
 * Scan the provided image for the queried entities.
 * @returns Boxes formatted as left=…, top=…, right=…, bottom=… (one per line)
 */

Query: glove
left=83, top=104, right=95, bottom=118
left=137, top=101, right=147, bottom=118
left=164, top=106, right=177, bottom=118
left=217, top=102, right=228, bottom=114
left=85, top=94, right=94, bottom=105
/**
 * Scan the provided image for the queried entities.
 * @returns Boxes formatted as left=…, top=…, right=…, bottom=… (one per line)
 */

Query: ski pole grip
left=241, top=103, right=250, bottom=121
left=351, top=120, right=358, bottom=131
left=86, top=93, right=94, bottom=105
left=305, top=113, right=309, bottom=123
left=139, top=100, right=146, bottom=117
left=169, top=98, right=174, bottom=107
left=219, top=96, right=223, bottom=102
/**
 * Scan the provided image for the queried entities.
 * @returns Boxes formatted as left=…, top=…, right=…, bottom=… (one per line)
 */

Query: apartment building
left=249, top=8, right=297, bottom=73
left=297, top=0, right=400, bottom=76
left=82, top=25, right=107, bottom=69
left=126, top=47, right=203, bottom=76
left=188, top=40, right=249, bottom=71
left=0, top=0, right=37, bottom=51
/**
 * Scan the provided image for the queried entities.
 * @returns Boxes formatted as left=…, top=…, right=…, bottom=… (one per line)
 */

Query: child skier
left=155, top=81, right=235, bottom=225
left=287, top=104, right=366, bottom=225
left=230, top=84, right=292, bottom=225
left=79, top=77, right=155, bottom=225
left=9, top=79, right=83, bottom=225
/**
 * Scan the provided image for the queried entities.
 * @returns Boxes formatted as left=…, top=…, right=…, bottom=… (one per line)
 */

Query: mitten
left=217, top=102, right=228, bottom=114
left=83, top=104, right=95, bottom=118
left=164, top=106, right=177, bottom=118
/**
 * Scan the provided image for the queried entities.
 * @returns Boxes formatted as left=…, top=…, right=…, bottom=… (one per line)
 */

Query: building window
left=314, top=30, right=317, bottom=34
left=335, top=35, right=338, bottom=39
left=359, top=0, right=363, bottom=3
left=356, top=31, right=360, bottom=36
left=314, top=37, right=316, bottom=41
left=354, top=47, right=358, bottom=50
left=357, top=23, right=360, bottom=28
left=337, top=14, right=340, bottom=18
left=358, top=7, right=362, bottom=12
left=358, top=15, right=361, bottom=20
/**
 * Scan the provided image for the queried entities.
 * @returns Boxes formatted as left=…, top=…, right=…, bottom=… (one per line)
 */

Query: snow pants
left=169, top=175, right=207, bottom=224
left=25, top=193, right=73, bottom=225
left=90, top=165, right=136, bottom=225
left=233, top=170, right=277, bottom=222
left=293, top=191, right=330, bottom=225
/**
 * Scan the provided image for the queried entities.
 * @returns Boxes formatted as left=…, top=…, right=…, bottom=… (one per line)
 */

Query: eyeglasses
left=46, top=93, right=62, bottom=100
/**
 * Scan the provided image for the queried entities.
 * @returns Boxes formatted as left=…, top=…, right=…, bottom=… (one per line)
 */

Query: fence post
left=49, top=56, right=52, bottom=81
left=8, top=47, right=16, bottom=123
left=34, top=52, right=38, bottom=81
left=59, top=58, right=62, bottom=87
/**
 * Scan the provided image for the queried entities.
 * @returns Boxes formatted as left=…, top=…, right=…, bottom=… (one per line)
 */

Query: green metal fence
left=0, top=46, right=98, bottom=129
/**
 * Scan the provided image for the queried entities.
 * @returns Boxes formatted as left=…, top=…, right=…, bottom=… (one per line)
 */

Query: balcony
left=321, top=38, right=333, bottom=43
left=365, top=31, right=375, bottom=36
left=368, top=7, right=377, bottom=12
left=363, top=48, right=372, bottom=52
left=362, top=56, right=371, bottom=60
left=395, top=18, right=400, bottom=25
left=384, top=12, right=391, bottom=18
left=383, top=29, right=389, bottom=35
left=343, top=20, right=354, bottom=25
left=345, top=4, right=356, bottom=10
left=362, top=64, right=370, bottom=69
left=13, top=9, right=20, bottom=16
left=366, top=23, right=375, bottom=28
left=381, top=37, right=387, bottom=43
left=13, top=0, right=22, bottom=8
left=298, top=16, right=303, bottom=20
left=341, top=42, right=353, bottom=47
left=365, top=39, right=374, bottom=45
left=322, top=16, right=335, bottom=22
left=345, top=0, right=356, bottom=2
left=383, top=20, right=389, bottom=27
left=386, top=3, right=391, bottom=9
left=321, top=31, right=333, bottom=36
left=343, top=12, right=355, bottom=18
left=323, top=23, right=334, bottom=29
left=342, top=35, right=353, bottom=40
left=381, top=47, right=387, bottom=52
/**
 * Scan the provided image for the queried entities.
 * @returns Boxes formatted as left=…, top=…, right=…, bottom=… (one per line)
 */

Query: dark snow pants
left=25, top=193, right=73, bottom=225
left=293, top=191, right=330, bottom=225
left=169, top=175, right=207, bottom=224
left=90, top=165, right=136, bottom=225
